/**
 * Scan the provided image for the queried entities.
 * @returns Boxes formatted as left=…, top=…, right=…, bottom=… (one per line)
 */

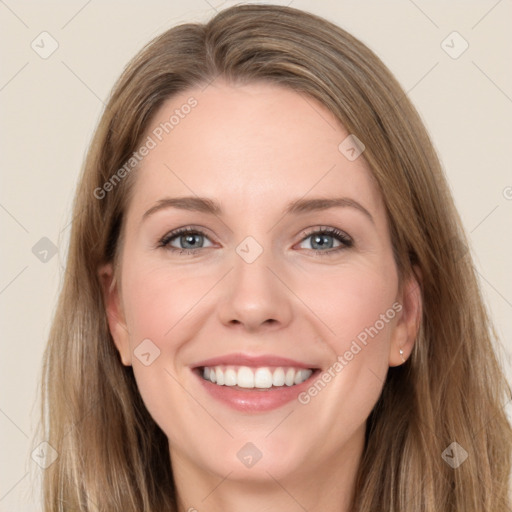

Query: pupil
left=313, top=234, right=333, bottom=250
left=183, top=234, right=201, bottom=248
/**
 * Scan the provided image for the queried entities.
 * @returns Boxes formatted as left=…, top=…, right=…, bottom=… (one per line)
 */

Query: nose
left=216, top=243, right=293, bottom=333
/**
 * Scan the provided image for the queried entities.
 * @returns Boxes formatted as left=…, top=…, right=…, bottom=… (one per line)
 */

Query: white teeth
left=224, top=368, right=237, bottom=386
left=294, top=369, right=310, bottom=385
left=254, top=368, right=273, bottom=388
left=285, top=368, right=295, bottom=386
left=272, top=367, right=285, bottom=386
left=201, top=365, right=313, bottom=389
left=237, top=366, right=254, bottom=388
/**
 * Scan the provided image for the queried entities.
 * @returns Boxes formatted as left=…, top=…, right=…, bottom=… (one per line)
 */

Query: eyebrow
left=142, top=196, right=374, bottom=224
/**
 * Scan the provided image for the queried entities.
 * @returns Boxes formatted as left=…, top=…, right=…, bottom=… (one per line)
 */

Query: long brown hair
left=37, top=4, right=512, bottom=511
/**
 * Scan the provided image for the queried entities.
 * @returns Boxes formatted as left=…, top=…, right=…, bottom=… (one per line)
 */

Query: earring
left=399, top=347, right=405, bottom=363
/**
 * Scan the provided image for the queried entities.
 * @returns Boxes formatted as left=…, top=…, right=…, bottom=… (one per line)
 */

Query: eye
left=157, top=227, right=214, bottom=255
left=297, top=227, right=353, bottom=255
left=157, top=225, right=353, bottom=256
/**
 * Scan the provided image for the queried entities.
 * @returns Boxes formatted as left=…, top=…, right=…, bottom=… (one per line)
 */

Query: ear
left=388, top=265, right=423, bottom=367
left=98, top=263, right=132, bottom=366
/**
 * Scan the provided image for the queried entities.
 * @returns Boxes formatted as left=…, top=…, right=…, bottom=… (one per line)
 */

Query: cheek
left=333, top=276, right=396, bottom=352
left=298, top=260, right=399, bottom=423
left=304, top=259, right=398, bottom=352
left=121, top=249, right=399, bottom=367
left=297, top=262, right=398, bottom=422
left=119, top=262, right=203, bottom=439
left=122, top=261, right=203, bottom=345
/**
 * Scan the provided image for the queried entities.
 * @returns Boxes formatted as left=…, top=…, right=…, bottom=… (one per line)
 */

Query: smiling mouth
left=197, top=365, right=318, bottom=390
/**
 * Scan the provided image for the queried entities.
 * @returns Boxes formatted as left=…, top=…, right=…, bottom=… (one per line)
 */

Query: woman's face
left=101, top=80, right=420, bottom=486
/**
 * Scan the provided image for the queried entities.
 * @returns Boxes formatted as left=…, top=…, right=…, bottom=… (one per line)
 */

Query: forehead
left=127, top=80, right=384, bottom=221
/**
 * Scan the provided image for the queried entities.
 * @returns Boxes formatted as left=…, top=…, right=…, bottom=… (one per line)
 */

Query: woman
left=38, top=4, right=512, bottom=511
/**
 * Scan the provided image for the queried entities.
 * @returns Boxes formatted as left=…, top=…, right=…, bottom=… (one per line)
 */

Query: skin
left=99, top=79, right=422, bottom=512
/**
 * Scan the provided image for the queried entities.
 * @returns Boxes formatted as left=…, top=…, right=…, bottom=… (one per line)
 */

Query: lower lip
left=193, top=369, right=319, bottom=412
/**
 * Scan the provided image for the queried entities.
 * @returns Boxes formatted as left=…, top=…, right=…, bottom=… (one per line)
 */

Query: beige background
left=1, top=1, right=511, bottom=509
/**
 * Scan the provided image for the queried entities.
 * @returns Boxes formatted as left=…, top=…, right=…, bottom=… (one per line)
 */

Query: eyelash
left=157, top=226, right=353, bottom=256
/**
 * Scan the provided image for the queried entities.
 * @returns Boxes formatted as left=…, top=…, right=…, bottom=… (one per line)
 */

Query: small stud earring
left=399, top=347, right=405, bottom=363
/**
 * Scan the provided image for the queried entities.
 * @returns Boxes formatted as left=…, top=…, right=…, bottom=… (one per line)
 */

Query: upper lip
left=192, top=353, right=319, bottom=369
